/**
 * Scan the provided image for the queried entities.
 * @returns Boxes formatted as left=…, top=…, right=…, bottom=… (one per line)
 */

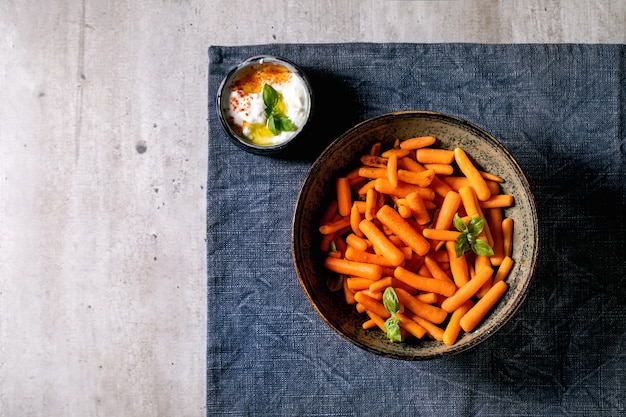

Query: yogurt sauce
left=222, top=59, right=311, bottom=146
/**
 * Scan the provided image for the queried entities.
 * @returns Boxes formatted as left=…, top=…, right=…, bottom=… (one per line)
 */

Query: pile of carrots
left=319, top=136, right=515, bottom=346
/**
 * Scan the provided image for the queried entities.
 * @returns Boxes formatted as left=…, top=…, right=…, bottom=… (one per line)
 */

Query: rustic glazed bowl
left=291, top=110, right=539, bottom=360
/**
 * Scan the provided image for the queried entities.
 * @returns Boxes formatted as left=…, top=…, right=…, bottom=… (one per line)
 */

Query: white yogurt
left=221, top=60, right=311, bottom=146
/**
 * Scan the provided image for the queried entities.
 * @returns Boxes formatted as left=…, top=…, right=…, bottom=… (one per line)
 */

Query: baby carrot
left=381, top=148, right=410, bottom=159
left=423, top=163, right=454, bottom=176
left=453, top=147, right=491, bottom=201
left=357, top=179, right=376, bottom=196
left=493, top=256, right=514, bottom=284
left=487, top=207, right=505, bottom=266
left=350, top=202, right=364, bottom=237
left=324, top=256, right=383, bottom=281
left=405, top=191, right=431, bottom=225
left=502, top=217, right=514, bottom=257
left=387, top=153, right=398, bottom=188
left=460, top=280, right=508, bottom=332
left=365, top=188, right=378, bottom=221
left=441, top=265, right=494, bottom=313
left=346, top=277, right=376, bottom=292
left=365, top=310, right=388, bottom=332
left=343, top=278, right=356, bottom=305
left=479, top=194, right=515, bottom=209
left=344, top=246, right=396, bottom=268
left=395, top=287, right=448, bottom=324
left=358, top=219, right=405, bottom=267
left=346, top=233, right=368, bottom=251
left=423, top=255, right=455, bottom=286
left=360, top=154, right=388, bottom=167
left=396, top=312, right=427, bottom=339
left=416, top=292, right=438, bottom=304
left=430, top=190, right=462, bottom=249
left=408, top=313, right=445, bottom=341
left=354, top=291, right=390, bottom=319
left=336, top=177, right=352, bottom=217
left=459, top=185, right=493, bottom=247
left=443, top=300, right=473, bottom=346
left=358, top=166, right=388, bottom=180
left=479, top=170, right=504, bottom=183
left=368, top=276, right=393, bottom=293
left=319, top=217, right=351, bottom=235
left=374, top=178, right=435, bottom=200
left=376, top=205, right=431, bottom=256
left=445, top=241, right=471, bottom=287
left=416, top=148, right=455, bottom=165
left=397, top=169, right=435, bottom=187
left=362, top=318, right=377, bottom=330
left=399, top=136, right=436, bottom=150
left=394, top=266, right=457, bottom=297
left=422, top=229, right=461, bottom=241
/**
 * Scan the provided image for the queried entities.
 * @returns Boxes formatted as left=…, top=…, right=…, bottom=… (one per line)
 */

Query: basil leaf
left=383, top=287, right=400, bottom=314
left=267, top=114, right=278, bottom=135
left=453, top=213, right=468, bottom=233
left=262, top=84, right=279, bottom=114
left=384, top=317, right=403, bottom=342
left=272, top=114, right=297, bottom=132
left=472, top=239, right=495, bottom=257
left=467, top=216, right=484, bottom=236
left=455, top=234, right=471, bottom=258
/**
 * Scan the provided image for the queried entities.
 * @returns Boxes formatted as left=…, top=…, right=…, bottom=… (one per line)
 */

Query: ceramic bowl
left=217, top=55, right=314, bottom=156
left=291, top=110, right=539, bottom=360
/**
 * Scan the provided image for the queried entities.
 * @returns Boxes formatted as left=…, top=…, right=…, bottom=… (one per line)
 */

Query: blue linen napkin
left=207, top=43, right=625, bottom=416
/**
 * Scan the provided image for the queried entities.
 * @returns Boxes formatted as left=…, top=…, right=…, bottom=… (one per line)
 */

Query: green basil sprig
left=453, top=213, right=494, bottom=258
left=262, top=84, right=296, bottom=135
left=383, top=287, right=403, bottom=342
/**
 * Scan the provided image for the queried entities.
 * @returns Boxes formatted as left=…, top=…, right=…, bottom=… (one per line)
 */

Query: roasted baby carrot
left=493, top=256, right=514, bottom=284
left=395, top=287, right=448, bottom=324
left=405, top=191, right=431, bottom=225
left=423, top=163, right=454, bottom=176
left=396, top=312, right=427, bottom=339
left=487, top=207, right=505, bottom=266
left=460, top=280, right=508, bottom=332
left=416, top=148, right=455, bottom=165
left=443, top=300, right=473, bottom=346
left=336, top=177, right=352, bottom=217
left=399, top=136, right=436, bottom=150
left=445, top=241, right=471, bottom=287
left=441, top=265, right=494, bottom=313
left=374, top=178, right=435, bottom=200
left=502, top=217, right=514, bottom=257
left=319, top=217, right=351, bottom=235
left=354, top=291, right=390, bottom=319
left=324, top=256, right=383, bottom=281
left=453, top=147, right=491, bottom=201
left=387, top=153, right=398, bottom=187
left=376, top=205, right=430, bottom=256
left=344, top=246, right=396, bottom=268
left=358, top=219, right=405, bottom=267
left=479, top=194, right=515, bottom=209
left=346, top=233, right=369, bottom=251
left=394, top=266, right=456, bottom=297
left=422, top=229, right=461, bottom=241
left=350, top=202, right=364, bottom=237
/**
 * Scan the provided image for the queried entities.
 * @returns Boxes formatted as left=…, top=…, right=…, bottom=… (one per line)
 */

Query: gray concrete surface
left=1, top=1, right=624, bottom=416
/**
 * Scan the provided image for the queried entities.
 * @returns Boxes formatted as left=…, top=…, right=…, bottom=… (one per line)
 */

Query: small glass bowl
left=217, top=55, right=314, bottom=156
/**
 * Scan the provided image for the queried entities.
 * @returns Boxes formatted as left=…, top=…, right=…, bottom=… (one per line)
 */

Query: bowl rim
left=216, top=54, right=314, bottom=155
left=291, top=110, right=540, bottom=360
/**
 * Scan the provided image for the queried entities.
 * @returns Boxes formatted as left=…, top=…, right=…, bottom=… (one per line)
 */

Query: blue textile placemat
left=207, top=43, right=626, bottom=416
